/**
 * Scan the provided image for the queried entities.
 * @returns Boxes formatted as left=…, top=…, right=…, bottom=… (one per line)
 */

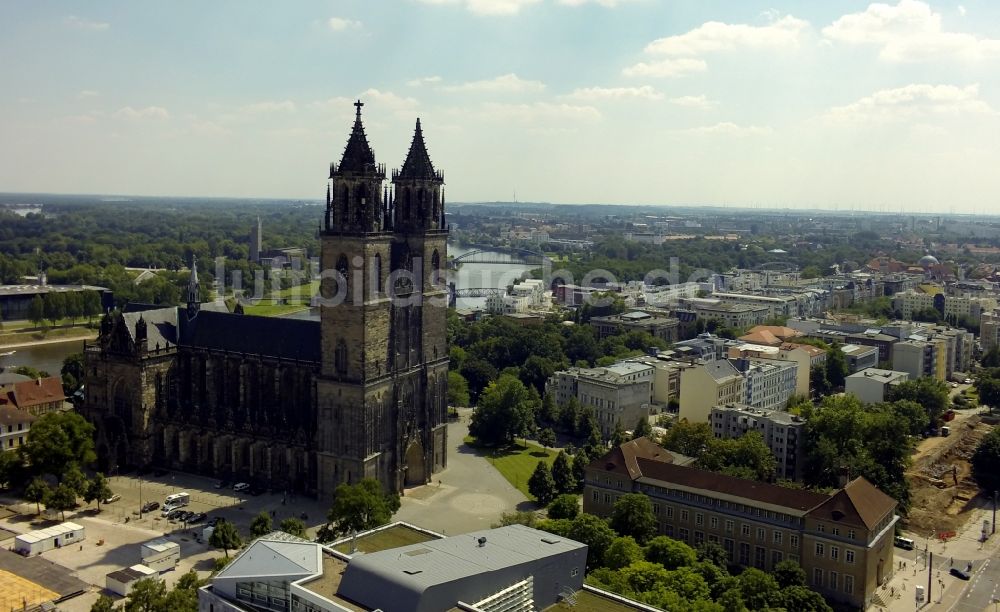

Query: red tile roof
left=0, top=404, right=37, bottom=426
left=11, top=377, right=66, bottom=409
left=808, top=477, right=897, bottom=530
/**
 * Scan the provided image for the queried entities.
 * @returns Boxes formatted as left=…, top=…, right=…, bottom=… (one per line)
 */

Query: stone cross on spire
left=354, top=99, right=364, bottom=117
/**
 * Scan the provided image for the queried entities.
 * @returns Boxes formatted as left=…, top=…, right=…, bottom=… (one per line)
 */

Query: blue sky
left=2, top=1, right=1000, bottom=212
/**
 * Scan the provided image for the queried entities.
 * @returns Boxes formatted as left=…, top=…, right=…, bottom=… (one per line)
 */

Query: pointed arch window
left=431, top=250, right=441, bottom=286
left=374, top=253, right=383, bottom=294
left=335, top=340, right=348, bottom=375
left=336, top=254, right=349, bottom=300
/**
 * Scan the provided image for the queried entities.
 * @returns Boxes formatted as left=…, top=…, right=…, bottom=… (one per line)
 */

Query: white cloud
left=358, top=88, right=419, bottom=112
left=822, top=0, right=1000, bottom=62
left=239, top=100, right=297, bottom=114
left=684, top=122, right=771, bottom=136
left=479, top=101, right=600, bottom=122
left=114, top=106, right=169, bottom=120
left=407, top=75, right=443, bottom=87
left=644, top=15, right=809, bottom=56
left=77, top=90, right=100, bottom=98
left=328, top=17, right=362, bottom=31
left=622, top=58, right=707, bottom=78
left=443, top=73, right=545, bottom=93
left=416, top=0, right=541, bottom=16
left=826, top=83, right=993, bottom=123
left=958, top=5, right=967, bottom=17
left=557, top=0, right=637, bottom=7
left=65, top=16, right=110, bottom=30
left=566, top=85, right=663, bottom=101
left=669, top=95, right=717, bottom=108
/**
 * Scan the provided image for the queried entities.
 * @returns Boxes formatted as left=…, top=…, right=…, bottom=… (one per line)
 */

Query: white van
left=894, top=536, right=915, bottom=550
left=163, top=492, right=190, bottom=509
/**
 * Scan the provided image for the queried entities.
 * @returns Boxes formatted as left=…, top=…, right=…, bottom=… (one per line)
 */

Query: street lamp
left=993, top=491, right=997, bottom=536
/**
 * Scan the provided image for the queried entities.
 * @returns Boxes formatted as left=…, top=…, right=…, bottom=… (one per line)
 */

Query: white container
left=13, top=522, right=86, bottom=556
left=106, top=564, right=158, bottom=596
left=140, top=539, right=180, bottom=572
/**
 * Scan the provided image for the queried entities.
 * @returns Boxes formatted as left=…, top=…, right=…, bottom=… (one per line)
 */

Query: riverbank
left=0, top=327, right=97, bottom=349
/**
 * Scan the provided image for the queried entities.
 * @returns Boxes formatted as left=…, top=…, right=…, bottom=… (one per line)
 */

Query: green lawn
left=332, top=524, right=439, bottom=554
left=464, top=436, right=559, bottom=499
left=0, top=326, right=97, bottom=348
left=242, top=303, right=311, bottom=317
left=270, top=280, right=320, bottom=300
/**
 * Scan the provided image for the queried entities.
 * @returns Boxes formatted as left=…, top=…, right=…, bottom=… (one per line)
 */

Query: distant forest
left=0, top=195, right=321, bottom=308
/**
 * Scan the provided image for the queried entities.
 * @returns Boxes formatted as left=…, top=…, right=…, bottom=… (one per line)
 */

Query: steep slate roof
left=808, top=477, right=897, bottom=530
left=396, top=119, right=438, bottom=181
left=122, top=307, right=179, bottom=348
left=633, top=457, right=831, bottom=513
left=181, top=310, right=321, bottom=362
left=11, top=377, right=66, bottom=409
left=336, top=102, right=378, bottom=174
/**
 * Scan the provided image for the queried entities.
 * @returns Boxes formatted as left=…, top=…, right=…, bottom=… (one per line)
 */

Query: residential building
left=681, top=298, right=771, bottom=329
left=710, top=404, right=805, bottom=480
left=663, top=333, right=734, bottom=363
left=590, top=310, right=680, bottom=344
left=982, top=309, right=1000, bottom=353
left=729, top=343, right=821, bottom=397
left=679, top=360, right=745, bottom=423
left=624, top=356, right=694, bottom=407
left=840, top=344, right=879, bottom=373
left=198, top=527, right=587, bottom=612
left=845, top=369, right=909, bottom=404
left=546, top=362, right=653, bottom=436
left=892, top=290, right=997, bottom=323
left=0, top=405, right=36, bottom=451
left=735, top=358, right=798, bottom=412
left=892, top=339, right=947, bottom=381
left=485, top=292, right=531, bottom=315
left=584, top=440, right=899, bottom=610
left=0, top=376, right=67, bottom=415
left=738, top=326, right=804, bottom=347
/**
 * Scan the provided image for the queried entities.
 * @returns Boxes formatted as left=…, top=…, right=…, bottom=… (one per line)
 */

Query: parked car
left=188, top=512, right=208, bottom=524
left=141, top=501, right=160, bottom=513
left=165, top=509, right=186, bottom=520
left=233, top=482, right=250, bottom=493
left=214, top=480, right=229, bottom=489
left=103, top=494, right=121, bottom=504
left=950, top=567, right=971, bottom=580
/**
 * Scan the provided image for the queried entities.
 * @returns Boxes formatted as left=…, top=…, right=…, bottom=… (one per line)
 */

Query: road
left=950, top=557, right=1000, bottom=612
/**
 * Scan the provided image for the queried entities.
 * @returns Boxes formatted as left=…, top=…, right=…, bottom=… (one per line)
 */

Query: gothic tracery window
left=335, top=340, right=348, bottom=375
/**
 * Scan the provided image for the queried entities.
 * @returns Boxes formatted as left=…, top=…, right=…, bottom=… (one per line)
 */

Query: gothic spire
left=396, top=118, right=439, bottom=181
left=187, top=255, right=200, bottom=317
left=336, top=100, right=378, bottom=174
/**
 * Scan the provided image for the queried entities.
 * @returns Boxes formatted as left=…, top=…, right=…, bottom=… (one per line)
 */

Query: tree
left=537, top=427, right=556, bottom=450
left=210, top=519, right=243, bottom=557
left=888, top=377, right=950, bottom=424
left=737, top=567, right=782, bottom=611
left=644, top=535, right=697, bottom=570
left=62, top=463, right=90, bottom=497
left=460, top=357, right=498, bottom=404
left=972, top=428, right=1000, bottom=494
left=322, top=479, right=399, bottom=540
left=43, top=291, right=66, bottom=325
left=162, top=571, right=204, bottom=612
left=84, top=472, right=113, bottom=510
left=887, top=399, right=930, bottom=436
left=447, top=371, right=470, bottom=407
left=610, top=493, right=656, bottom=544
left=528, top=460, right=557, bottom=506
left=661, top=419, right=713, bottom=458
left=571, top=451, right=589, bottom=492
left=773, top=559, right=807, bottom=588
left=633, top=416, right=652, bottom=440
left=19, top=411, right=96, bottom=479
left=540, top=392, right=559, bottom=425
left=983, top=346, right=1000, bottom=368
left=250, top=511, right=273, bottom=538
left=605, top=536, right=644, bottom=569
left=520, top=355, right=557, bottom=395
left=548, top=494, right=580, bottom=520
left=469, top=375, right=536, bottom=446
left=558, top=397, right=581, bottom=434
left=90, top=594, right=116, bottom=612
left=781, top=585, right=833, bottom=611
left=695, top=541, right=730, bottom=569
left=810, top=362, right=830, bottom=396
left=279, top=517, right=308, bottom=538
left=567, top=513, right=617, bottom=568
left=47, top=483, right=78, bottom=521
left=61, top=352, right=86, bottom=396
left=825, top=343, right=848, bottom=389
left=977, top=376, right=1000, bottom=413
left=551, top=451, right=574, bottom=494
left=24, top=477, right=50, bottom=514
left=123, top=577, right=167, bottom=612
left=610, top=421, right=627, bottom=447
left=28, top=295, right=45, bottom=327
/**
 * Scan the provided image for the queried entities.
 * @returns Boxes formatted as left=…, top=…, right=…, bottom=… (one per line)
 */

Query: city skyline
left=3, top=0, right=1000, bottom=213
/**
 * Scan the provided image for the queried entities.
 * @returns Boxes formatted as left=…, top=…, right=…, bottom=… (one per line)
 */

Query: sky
left=2, top=1, right=1000, bottom=213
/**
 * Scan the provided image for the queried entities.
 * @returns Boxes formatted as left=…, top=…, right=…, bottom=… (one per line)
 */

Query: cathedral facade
left=81, top=103, right=448, bottom=498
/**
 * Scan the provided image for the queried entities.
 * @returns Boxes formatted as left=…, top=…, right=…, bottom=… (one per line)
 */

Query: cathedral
left=81, top=102, right=449, bottom=499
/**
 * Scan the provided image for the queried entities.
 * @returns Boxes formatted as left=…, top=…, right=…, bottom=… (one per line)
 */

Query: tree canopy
left=319, top=479, right=400, bottom=540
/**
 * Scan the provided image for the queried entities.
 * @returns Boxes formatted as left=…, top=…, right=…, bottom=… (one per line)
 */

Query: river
left=0, top=339, right=84, bottom=377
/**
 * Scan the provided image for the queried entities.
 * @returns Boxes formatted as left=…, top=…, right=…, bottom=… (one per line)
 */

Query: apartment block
left=982, top=309, right=1000, bottom=353
left=845, top=368, right=909, bottom=404
left=590, top=310, right=680, bottom=344
left=584, top=440, right=899, bottom=610
left=679, top=360, right=746, bottom=423
left=892, top=290, right=997, bottom=323
left=681, top=298, right=772, bottom=329
left=892, top=339, right=947, bottom=381
left=840, top=344, right=879, bottom=373
left=546, top=362, right=653, bottom=437
left=710, top=404, right=805, bottom=481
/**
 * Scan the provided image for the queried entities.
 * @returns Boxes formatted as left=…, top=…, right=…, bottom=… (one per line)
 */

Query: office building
left=845, top=369, right=909, bottom=404
left=710, top=404, right=805, bottom=481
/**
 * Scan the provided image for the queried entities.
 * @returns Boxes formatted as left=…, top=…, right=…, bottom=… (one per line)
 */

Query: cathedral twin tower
left=316, top=101, right=449, bottom=496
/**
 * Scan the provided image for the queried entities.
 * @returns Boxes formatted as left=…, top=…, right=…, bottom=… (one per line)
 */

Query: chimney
left=837, top=465, right=851, bottom=488
left=477, top=537, right=487, bottom=548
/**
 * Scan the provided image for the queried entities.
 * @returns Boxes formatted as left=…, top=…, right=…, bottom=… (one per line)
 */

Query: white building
left=141, top=539, right=181, bottom=572
left=546, top=362, right=654, bottom=436
left=892, top=290, right=997, bottom=323
left=107, top=564, right=159, bottom=597
left=14, top=522, right=86, bottom=556
left=710, top=404, right=806, bottom=481
left=845, top=368, right=910, bottom=404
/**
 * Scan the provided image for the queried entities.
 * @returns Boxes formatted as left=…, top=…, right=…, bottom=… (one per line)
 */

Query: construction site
left=905, top=411, right=996, bottom=539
